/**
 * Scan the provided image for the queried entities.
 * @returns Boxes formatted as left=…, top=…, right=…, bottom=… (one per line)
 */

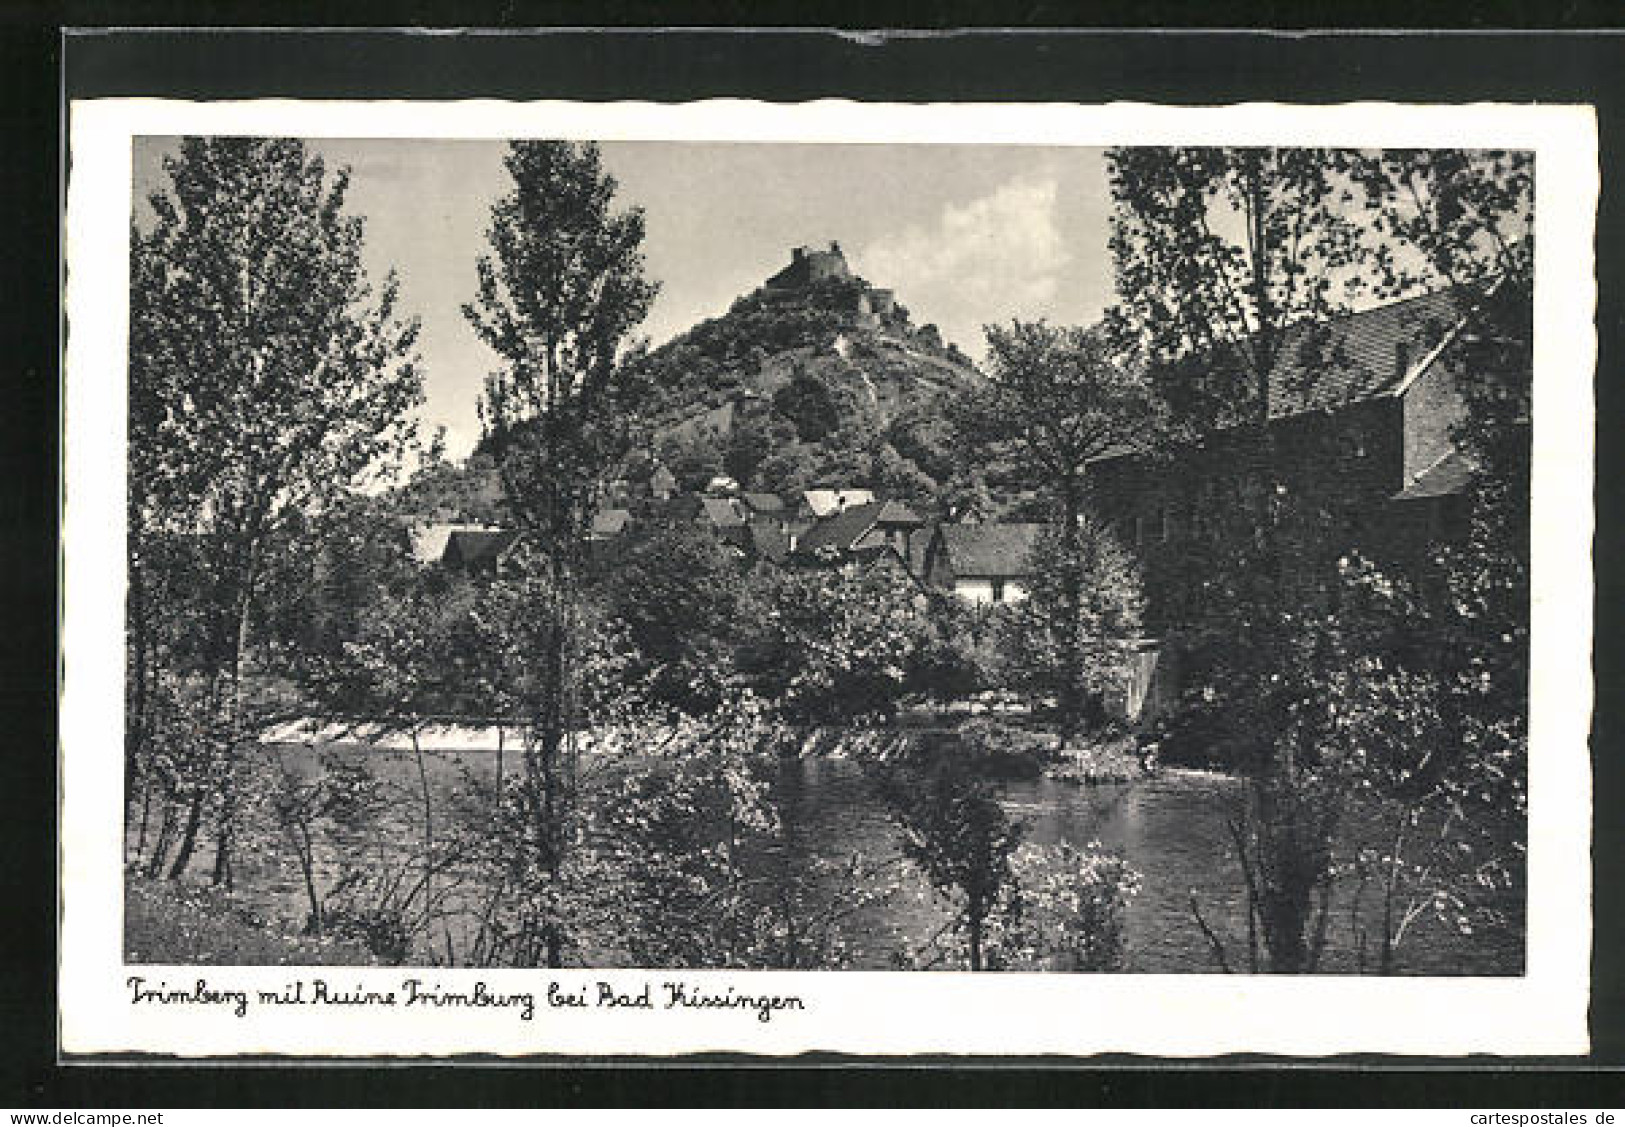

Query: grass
left=124, top=869, right=378, bottom=966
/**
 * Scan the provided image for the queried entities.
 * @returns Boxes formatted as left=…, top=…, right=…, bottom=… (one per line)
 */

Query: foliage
left=586, top=702, right=899, bottom=969
left=267, top=748, right=386, bottom=936
left=590, top=704, right=780, bottom=966
left=994, top=518, right=1145, bottom=721
left=982, top=842, right=1140, bottom=971
left=964, top=321, right=1158, bottom=735
left=391, top=446, right=508, bottom=525
left=460, top=139, right=657, bottom=967
left=129, top=135, right=424, bottom=882
left=879, top=732, right=1024, bottom=971
left=657, top=426, right=727, bottom=493
left=124, top=871, right=377, bottom=967
left=465, top=139, right=658, bottom=547
left=1104, top=146, right=1531, bottom=972
left=638, top=276, right=866, bottom=414
left=773, top=367, right=851, bottom=443
left=594, top=521, right=748, bottom=712
left=1104, top=146, right=1370, bottom=435
left=737, top=563, right=932, bottom=724
left=251, top=496, right=422, bottom=670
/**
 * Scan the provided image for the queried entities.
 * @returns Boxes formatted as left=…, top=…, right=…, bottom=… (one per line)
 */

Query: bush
left=984, top=842, right=1140, bottom=971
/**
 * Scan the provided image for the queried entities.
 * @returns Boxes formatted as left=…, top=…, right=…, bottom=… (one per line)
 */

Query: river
left=775, top=757, right=1523, bottom=975
left=191, top=742, right=1522, bottom=975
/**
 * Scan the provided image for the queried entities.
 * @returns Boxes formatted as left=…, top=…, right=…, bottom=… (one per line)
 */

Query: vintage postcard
left=60, top=98, right=1596, bottom=1057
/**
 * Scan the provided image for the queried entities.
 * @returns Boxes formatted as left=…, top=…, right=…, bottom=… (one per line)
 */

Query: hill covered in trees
left=583, top=246, right=988, bottom=515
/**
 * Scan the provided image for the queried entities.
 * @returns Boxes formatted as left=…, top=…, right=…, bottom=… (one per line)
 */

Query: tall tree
left=130, top=137, right=422, bottom=883
left=462, top=140, right=657, bottom=966
left=1106, top=147, right=1369, bottom=435
left=962, top=322, right=1158, bottom=737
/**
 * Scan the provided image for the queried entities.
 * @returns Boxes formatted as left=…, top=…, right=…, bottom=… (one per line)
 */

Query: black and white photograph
left=58, top=97, right=1595, bottom=1057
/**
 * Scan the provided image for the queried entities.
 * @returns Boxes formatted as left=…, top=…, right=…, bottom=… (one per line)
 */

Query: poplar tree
left=462, top=139, right=657, bottom=966
left=130, top=137, right=422, bottom=883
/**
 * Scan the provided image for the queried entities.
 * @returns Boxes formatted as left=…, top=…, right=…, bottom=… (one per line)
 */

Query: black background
left=6, top=13, right=1624, bottom=1107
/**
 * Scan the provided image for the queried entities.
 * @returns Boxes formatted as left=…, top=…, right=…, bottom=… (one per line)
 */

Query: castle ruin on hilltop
left=765, top=241, right=896, bottom=330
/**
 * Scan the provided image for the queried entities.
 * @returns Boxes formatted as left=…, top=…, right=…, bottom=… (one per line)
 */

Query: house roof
left=645, top=494, right=702, bottom=521
left=1394, top=450, right=1476, bottom=501
left=650, top=465, right=677, bottom=489
left=874, top=499, right=924, bottom=526
left=590, top=508, right=632, bottom=537
left=795, top=501, right=887, bottom=556
left=443, top=529, right=519, bottom=568
left=700, top=496, right=748, bottom=528
left=847, top=542, right=912, bottom=574
left=407, top=522, right=497, bottom=564
left=1267, top=288, right=1461, bottom=418
left=745, top=519, right=791, bottom=564
left=935, top=523, right=1048, bottom=579
left=741, top=492, right=787, bottom=514
left=1087, top=288, right=1468, bottom=466
left=801, top=488, right=875, bottom=518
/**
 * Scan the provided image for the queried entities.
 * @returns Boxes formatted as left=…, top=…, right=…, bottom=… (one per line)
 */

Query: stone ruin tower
left=765, top=241, right=896, bottom=330
left=766, top=240, right=853, bottom=289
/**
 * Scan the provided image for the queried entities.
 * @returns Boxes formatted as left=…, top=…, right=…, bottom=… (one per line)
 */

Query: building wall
left=1088, top=395, right=1437, bottom=631
left=951, top=577, right=1029, bottom=605
left=1401, top=345, right=1470, bottom=484
left=804, top=252, right=846, bottom=283
left=1103, top=641, right=1178, bottom=724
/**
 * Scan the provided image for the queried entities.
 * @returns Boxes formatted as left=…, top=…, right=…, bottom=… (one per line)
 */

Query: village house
left=440, top=528, right=521, bottom=578
left=404, top=520, right=503, bottom=566
left=921, top=522, right=1047, bottom=604
left=589, top=508, right=632, bottom=541
left=648, top=463, right=678, bottom=501
left=790, top=498, right=926, bottom=574
left=795, top=488, right=876, bottom=522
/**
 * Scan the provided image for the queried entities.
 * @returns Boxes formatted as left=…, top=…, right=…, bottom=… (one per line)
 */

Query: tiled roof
left=874, top=499, right=924, bottom=526
left=1087, top=289, right=1466, bottom=468
left=936, top=523, right=1048, bottom=579
left=801, top=488, right=876, bottom=518
left=407, top=522, right=496, bottom=564
left=590, top=508, right=632, bottom=537
left=746, top=519, right=791, bottom=564
left=645, top=494, right=702, bottom=521
left=443, top=529, right=519, bottom=567
left=1266, top=288, right=1461, bottom=418
left=795, top=501, right=886, bottom=556
left=1394, top=450, right=1475, bottom=501
left=700, top=496, right=748, bottom=528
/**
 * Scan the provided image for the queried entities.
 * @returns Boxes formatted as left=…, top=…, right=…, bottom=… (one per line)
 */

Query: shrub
left=984, top=842, right=1141, bottom=971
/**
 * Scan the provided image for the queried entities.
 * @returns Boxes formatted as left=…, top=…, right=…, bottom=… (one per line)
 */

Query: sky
left=133, top=138, right=1118, bottom=459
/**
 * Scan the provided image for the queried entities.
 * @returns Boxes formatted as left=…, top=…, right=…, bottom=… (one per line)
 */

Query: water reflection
left=190, top=746, right=1522, bottom=974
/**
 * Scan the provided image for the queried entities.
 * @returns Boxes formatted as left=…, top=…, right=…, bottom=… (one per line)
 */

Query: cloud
left=852, top=176, right=1070, bottom=355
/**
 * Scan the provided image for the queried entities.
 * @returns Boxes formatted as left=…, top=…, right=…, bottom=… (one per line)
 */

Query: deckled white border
left=61, top=99, right=1597, bottom=1058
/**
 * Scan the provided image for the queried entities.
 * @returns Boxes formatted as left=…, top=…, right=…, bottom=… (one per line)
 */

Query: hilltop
left=626, top=242, right=984, bottom=510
